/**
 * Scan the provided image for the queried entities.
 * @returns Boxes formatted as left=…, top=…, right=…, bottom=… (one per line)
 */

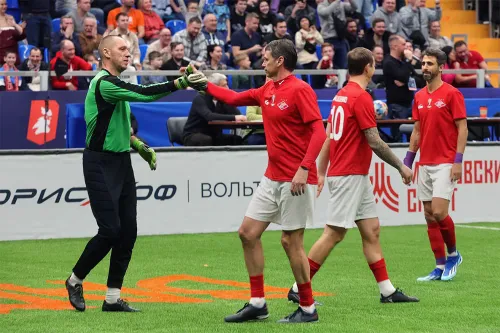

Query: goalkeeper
left=64, top=35, right=207, bottom=313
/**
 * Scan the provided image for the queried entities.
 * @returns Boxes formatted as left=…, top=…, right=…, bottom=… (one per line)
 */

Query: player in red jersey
left=287, top=47, right=419, bottom=304
left=403, top=48, right=467, bottom=282
left=186, top=39, right=326, bottom=323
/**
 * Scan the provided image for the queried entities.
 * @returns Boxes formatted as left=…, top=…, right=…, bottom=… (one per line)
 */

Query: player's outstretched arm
left=99, top=76, right=189, bottom=104
left=364, top=127, right=413, bottom=184
left=403, top=120, right=420, bottom=169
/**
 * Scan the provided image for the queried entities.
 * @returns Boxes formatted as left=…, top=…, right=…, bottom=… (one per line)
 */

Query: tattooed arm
left=364, top=127, right=413, bottom=184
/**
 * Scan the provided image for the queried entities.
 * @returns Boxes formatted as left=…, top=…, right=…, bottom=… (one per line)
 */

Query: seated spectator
left=399, top=0, right=441, bottom=50
left=231, top=13, right=263, bottom=67
left=371, top=0, right=402, bottom=35
left=264, top=18, right=294, bottom=45
left=257, top=0, right=277, bottom=38
left=440, top=45, right=456, bottom=85
left=452, top=40, right=491, bottom=88
left=202, top=14, right=227, bottom=52
left=0, top=4, right=26, bottom=66
left=357, top=18, right=391, bottom=54
left=79, top=17, right=103, bottom=58
left=317, top=0, right=357, bottom=69
left=230, top=0, right=248, bottom=35
left=67, top=0, right=104, bottom=34
left=405, top=40, right=425, bottom=87
left=143, top=28, right=172, bottom=68
left=51, top=15, right=83, bottom=58
left=183, top=73, right=246, bottom=146
left=106, top=13, right=142, bottom=70
left=18, top=47, right=50, bottom=91
left=428, top=21, right=452, bottom=50
left=315, top=43, right=338, bottom=88
left=232, top=54, right=252, bottom=89
left=172, top=17, right=207, bottom=66
left=371, top=45, right=385, bottom=87
left=284, top=0, right=316, bottom=37
left=204, top=0, right=231, bottom=41
left=141, top=51, right=167, bottom=84
left=161, top=41, right=190, bottom=81
left=199, top=45, right=227, bottom=70
left=83, top=53, right=99, bottom=69
left=139, top=0, right=165, bottom=43
left=107, top=0, right=145, bottom=42
left=152, top=0, right=182, bottom=23
left=178, top=0, right=206, bottom=24
left=0, top=52, right=23, bottom=91
left=295, top=16, right=323, bottom=76
left=50, top=40, right=92, bottom=90
left=245, top=106, right=266, bottom=145
left=345, top=18, right=360, bottom=51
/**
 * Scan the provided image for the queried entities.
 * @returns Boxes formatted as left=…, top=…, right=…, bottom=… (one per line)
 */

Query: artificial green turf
left=1, top=224, right=499, bottom=333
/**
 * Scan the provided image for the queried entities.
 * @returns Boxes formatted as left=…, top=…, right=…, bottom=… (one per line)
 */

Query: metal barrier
left=3, top=68, right=499, bottom=90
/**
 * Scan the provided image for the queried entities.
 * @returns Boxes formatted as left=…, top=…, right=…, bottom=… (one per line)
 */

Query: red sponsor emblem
left=27, top=100, right=59, bottom=145
left=370, top=163, right=399, bottom=212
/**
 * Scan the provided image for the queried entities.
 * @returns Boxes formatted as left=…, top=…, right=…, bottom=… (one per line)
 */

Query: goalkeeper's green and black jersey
left=85, top=69, right=177, bottom=152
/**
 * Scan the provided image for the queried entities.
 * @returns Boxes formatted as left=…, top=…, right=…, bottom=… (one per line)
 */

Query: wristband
left=403, top=151, right=416, bottom=169
left=300, top=166, right=308, bottom=171
left=454, top=152, right=463, bottom=163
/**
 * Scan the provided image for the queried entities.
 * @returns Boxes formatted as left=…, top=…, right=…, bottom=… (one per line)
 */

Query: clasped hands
left=175, top=64, right=209, bottom=92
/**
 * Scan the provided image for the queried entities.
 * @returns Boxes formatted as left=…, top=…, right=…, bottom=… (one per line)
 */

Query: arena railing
left=4, top=68, right=498, bottom=91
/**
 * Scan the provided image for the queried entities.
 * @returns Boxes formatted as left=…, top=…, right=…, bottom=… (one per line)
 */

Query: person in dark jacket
left=18, top=47, right=50, bottom=91
left=183, top=73, right=247, bottom=146
left=357, top=18, right=391, bottom=55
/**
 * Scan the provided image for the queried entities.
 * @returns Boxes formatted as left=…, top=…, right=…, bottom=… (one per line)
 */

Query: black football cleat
left=102, top=299, right=140, bottom=312
left=287, top=288, right=323, bottom=306
left=224, top=303, right=269, bottom=323
left=277, top=307, right=319, bottom=323
left=380, top=288, right=420, bottom=303
left=65, top=278, right=85, bottom=312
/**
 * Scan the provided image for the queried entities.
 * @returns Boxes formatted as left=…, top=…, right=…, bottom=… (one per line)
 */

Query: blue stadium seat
left=52, top=18, right=61, bottom=33
left=18, top=44, right=35, bottom=62
left=316, top=45, right=322, bottom=59
left=166, top=20, right=186, bottom=35
left=44, top=48, right=49, bottom=62
left=139, top=44, right=148, bottom=63
left=7, top=0, right=19, bottom=8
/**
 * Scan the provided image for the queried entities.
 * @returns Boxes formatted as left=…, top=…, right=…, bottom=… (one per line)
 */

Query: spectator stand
left=166, top=20, right=186, bottom=35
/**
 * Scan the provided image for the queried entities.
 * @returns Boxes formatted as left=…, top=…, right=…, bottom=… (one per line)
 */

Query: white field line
left=456, top=224, right=500, bottom=231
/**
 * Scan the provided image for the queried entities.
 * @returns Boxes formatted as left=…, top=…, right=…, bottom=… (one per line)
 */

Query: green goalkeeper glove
left=187, top=72, right=208, bottom=92
left=131, top=137, right=157, bottom=170
left=174, top=63, right=196, bottom=90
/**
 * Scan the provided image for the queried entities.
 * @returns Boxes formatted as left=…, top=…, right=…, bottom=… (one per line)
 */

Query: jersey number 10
left=330, top=105, right=344, bottom=141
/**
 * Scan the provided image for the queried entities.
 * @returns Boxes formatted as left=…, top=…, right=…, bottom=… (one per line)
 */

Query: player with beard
left=403, top=48, right=467, bottom=281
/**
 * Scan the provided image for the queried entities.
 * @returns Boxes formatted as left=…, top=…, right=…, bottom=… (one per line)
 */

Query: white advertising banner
left=0, top=146, right=499, bottom=241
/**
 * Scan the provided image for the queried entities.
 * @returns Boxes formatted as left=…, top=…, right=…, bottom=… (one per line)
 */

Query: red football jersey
left=207, top=75, right=325, bottom=184
left=412, top=82, right=466, bottom=165
left=327, top=81, right=377, bottom=177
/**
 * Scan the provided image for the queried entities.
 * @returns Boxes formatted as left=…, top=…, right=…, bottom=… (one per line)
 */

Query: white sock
left=436, top=265, right=445, bottom=270
left=68, top=272, right=83, bottom=287
left=249, top=297, right=265, bottom=308
left=378, top=280, right=396, bottom=297
left=300, top=304, right=316, bottom=314
left=292, top=282, right=298, bottom=293
left=448, top=251, right=458, bottom=257
left=105, top=288, right=120, bottom=304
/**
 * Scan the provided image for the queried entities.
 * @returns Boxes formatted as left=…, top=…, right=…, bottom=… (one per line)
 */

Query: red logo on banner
left=27, top=100, right=59, bottom=145
left=370, top=163, right=399, bottom=212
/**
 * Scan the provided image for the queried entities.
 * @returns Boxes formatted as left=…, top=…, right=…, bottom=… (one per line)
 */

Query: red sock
left=249, top=275, right=264, bottom=298
left=427, top=222, right=446, bottom=265
left=308, top=258, right=321, bottom=280
left=369, top=258, right=389, bottom=282
left=297, top=281, right=314, bottom=307
left=438, top=215, right=456, bottom=254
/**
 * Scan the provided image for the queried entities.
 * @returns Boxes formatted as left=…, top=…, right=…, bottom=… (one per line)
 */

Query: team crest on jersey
left=434, top=100, right=446, bottom=108
left=277, top=100, right=289, bottom=110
